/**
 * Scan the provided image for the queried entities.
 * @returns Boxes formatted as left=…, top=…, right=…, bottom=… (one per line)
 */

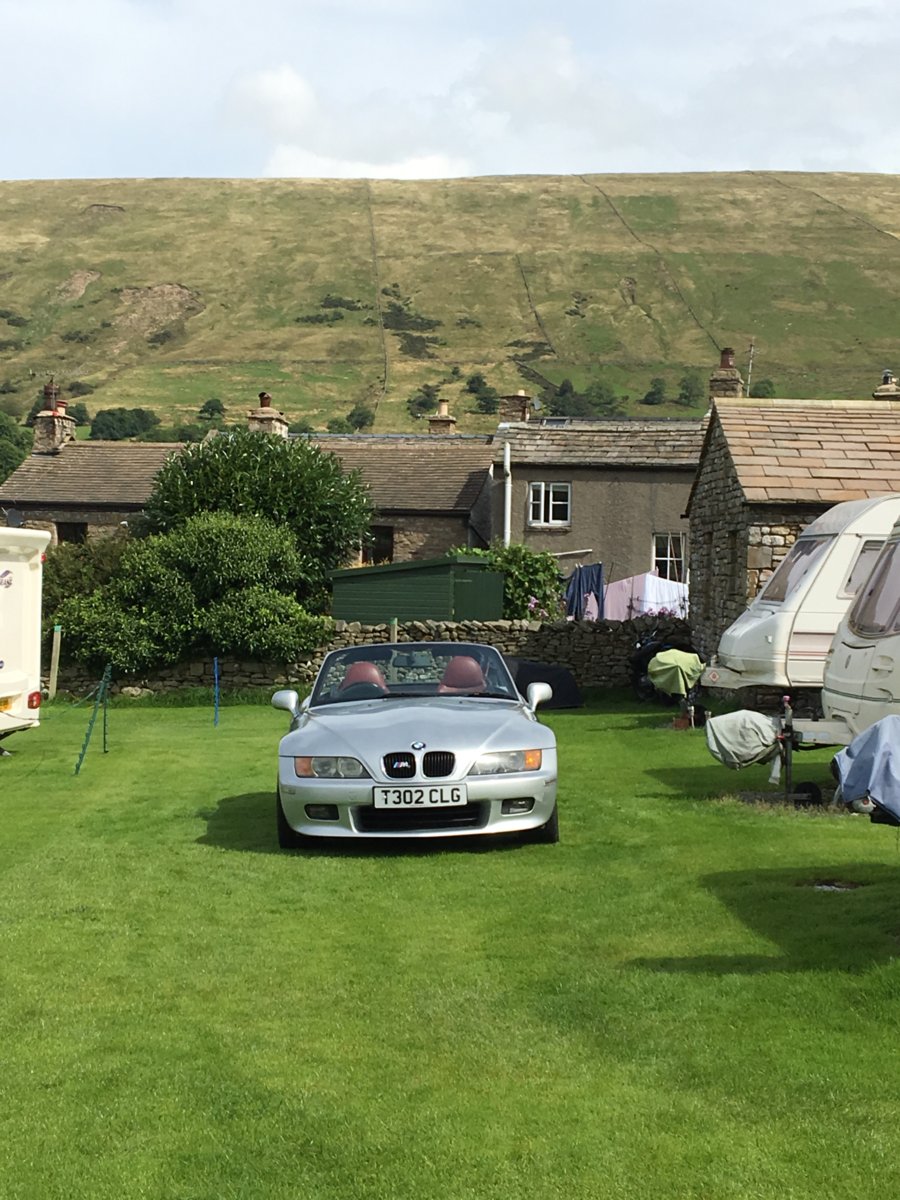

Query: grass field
left=2, top=693, right=899, bottom=1198
left=3, top=173, right=900, bottom=430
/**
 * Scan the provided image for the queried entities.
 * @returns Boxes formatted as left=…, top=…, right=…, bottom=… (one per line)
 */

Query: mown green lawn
left=1, top=695, right=898, bottom=1199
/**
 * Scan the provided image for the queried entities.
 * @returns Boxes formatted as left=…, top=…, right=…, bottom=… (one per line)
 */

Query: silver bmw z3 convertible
left=272, top=641, right=558, bottom=847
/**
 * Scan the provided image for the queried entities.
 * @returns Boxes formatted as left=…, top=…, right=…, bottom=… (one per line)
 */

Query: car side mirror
left=526, top=682, right=553, bottom=710
left=272, top=689, right=301, bottom=718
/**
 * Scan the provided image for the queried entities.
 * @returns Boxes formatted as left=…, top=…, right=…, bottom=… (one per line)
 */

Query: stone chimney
left=873, top=369, right=900, bottom=399
left=497, top=390, right=532, bottom=422
left=708, top=347, right=744, bottom=402
left=428, top=397, right=457, bottom=435
left=247, top=390, right=289, bottom=438
left=32, top=379, right=76, bottom=454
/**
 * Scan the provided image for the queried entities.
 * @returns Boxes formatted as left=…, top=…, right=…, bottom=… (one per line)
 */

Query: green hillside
left=2, top=172, right=900, bottom=432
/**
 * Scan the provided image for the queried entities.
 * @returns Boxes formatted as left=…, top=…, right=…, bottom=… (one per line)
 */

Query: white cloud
left=226, top=66, right=318, bottom=141
left=3, top=0, right=900, bottom=177
left=264, top=146, right=473, bottom=179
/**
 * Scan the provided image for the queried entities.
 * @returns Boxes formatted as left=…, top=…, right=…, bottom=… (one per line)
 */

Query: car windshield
left=309, top=642, right=519, bottom=706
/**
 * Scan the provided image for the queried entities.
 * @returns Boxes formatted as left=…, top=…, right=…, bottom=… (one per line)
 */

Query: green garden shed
left=331, top=555, right=504, bottom=623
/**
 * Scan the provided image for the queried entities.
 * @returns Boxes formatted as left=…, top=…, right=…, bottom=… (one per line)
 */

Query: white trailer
left=702, top=495, right=900, bottom=693
left=818, top=513, right=900, bottom=741
left=0, top=527, right=51, bottom=750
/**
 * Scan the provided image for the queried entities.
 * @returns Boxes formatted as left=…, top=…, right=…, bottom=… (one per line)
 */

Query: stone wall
left=687, top=417, right=749, bottom=659
left=54, top=613, right=693, bottom=697
left=391, top=514, right=476, bottom=561
left=688, top=415, right=824, bottom=659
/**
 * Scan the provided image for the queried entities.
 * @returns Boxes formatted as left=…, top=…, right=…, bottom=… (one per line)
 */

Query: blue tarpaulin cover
left=832, top=715, right=900, bottom=821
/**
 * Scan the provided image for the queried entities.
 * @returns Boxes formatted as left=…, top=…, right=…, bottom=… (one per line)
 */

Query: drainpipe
left=503, top=441, right=512, bottom=547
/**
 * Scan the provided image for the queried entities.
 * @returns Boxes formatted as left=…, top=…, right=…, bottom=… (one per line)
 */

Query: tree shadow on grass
left=630, top=863, right=900, bottom=974
left=196, top=792, right=529, bottom=858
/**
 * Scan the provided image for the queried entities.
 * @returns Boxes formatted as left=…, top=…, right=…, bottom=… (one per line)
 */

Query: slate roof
left=0, top=442, right=178, bottom=508
left=491, top=419, right=705, bottom=467
left=712, top=399, right=900, bottom=504
left=303, top=434, right=494, bottom=512
left=0, top=434, right=495, bottom=515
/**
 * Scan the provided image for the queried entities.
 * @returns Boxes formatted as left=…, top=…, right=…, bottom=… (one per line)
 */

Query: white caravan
left=0, top=527, right=51, bottom=749
left=702, top=495, right=900, bottom=693
left=819, top=514, right=900, bottom=740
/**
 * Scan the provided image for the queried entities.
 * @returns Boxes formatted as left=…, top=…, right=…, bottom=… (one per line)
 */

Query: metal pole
left=503, top=441, right=512, bottom=547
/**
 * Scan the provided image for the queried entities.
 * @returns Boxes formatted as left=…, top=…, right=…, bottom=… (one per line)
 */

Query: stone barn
left=687, top=395, right=900, bottom=659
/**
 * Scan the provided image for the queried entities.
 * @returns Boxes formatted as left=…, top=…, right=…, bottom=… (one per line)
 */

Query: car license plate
left=0, top=696, right=13, bottom=712
left=373, top=785, right=467, bottom=808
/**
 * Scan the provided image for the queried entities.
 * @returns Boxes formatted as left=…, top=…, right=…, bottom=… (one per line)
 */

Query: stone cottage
left=687, top=394, right=900, bottom=659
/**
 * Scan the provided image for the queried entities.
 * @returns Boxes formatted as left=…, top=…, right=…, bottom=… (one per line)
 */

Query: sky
left=4, top=0, right=900, bottom=181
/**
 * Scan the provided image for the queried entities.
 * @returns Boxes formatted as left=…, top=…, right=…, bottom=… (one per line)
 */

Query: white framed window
left=653, top=532, right=686, bottom=581
left=528, top=481, right=571, bottom=527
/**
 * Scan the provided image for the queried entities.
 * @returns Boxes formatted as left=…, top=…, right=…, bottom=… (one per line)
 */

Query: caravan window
left=849, top=541, right=900, bottom=636
left=840, top=539, right=884, bottom=599
left=758, top=535, right=832, bottom=603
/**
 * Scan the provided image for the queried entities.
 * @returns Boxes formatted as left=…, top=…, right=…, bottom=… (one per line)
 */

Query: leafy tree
left=289, top=419, right=315, bottom=434
left=346, top=404, right=375, bottom=430
left=456, top=542, right=563, bottom=620
left=199, top=397, right=225, bottom=420
left=406, top=383, right=441, bottom=419
left=0, top=411, right=31, bottom=483
left=464, top=372, right=499, bottom=415
left=68, top=402, right=91, bottom=426
left=750, top=378, right=777, bottom=398
left=90, top=407, right=160, bottom=440
left=547, top=388, right=597, bottom=418
left=676, top=370, right=705, bottom=408
left=640, top=377, right=668, bottom=406
left=141, top=428, right=372, bottom=608
left=583, top=381, right=626, bottom=417
left=327, top=417, right=354, bottom=433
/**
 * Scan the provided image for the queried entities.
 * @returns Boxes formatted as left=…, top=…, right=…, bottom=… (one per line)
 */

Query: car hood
left=278, top=696, right=555, bottom=764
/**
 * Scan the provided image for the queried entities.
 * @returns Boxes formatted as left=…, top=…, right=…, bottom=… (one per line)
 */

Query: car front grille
left=355, top=802, right=486, bottom=833
left=423, top=751, right=455, bottom=778
left=383, top=752, right=416, bottom=779
left=383, top=750, right=456, bottom=779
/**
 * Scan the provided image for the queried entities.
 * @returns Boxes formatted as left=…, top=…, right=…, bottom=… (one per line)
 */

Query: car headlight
left=294, top=756, right=371, bottom=779
left=468, top=749, right=543, bottom=775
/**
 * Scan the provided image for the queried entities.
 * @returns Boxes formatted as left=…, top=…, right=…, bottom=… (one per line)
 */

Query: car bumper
left=277, top=759, right=558, bottom=839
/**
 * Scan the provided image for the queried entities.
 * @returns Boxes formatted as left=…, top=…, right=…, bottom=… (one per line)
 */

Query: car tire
left=528, top=803, right=559, bottom=844
left=276, top=787, right=308, bottom=850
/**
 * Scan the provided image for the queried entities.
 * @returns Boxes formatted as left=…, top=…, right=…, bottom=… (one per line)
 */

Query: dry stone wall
left=55, top=613, right=693, bottom=697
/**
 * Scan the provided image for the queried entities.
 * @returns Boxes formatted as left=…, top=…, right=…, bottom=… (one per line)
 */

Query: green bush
left=54, top=514, right=328, bottom=672
left=57, top=560, right=198, bottom=673
left=201, top=588, right=332, bottom=661
left=455, top=542, right=563, bottom=620
left=43, top=536, right=129, bottom=624
left=153, top=513, right=304, bottom=605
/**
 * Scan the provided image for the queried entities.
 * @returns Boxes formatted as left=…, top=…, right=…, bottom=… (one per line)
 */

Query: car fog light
left=305, top=804, right=339, bottom=821
left=502, top=799, right=535, bottom=814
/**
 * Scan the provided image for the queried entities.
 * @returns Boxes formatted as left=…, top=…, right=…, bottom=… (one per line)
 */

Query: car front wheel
left=528, top=803, right=559, bottom=844
left=277, top=787, right=309, bottom=850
